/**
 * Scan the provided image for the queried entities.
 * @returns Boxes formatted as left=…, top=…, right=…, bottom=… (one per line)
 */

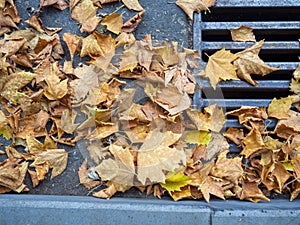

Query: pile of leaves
left=1, top=0, right=300, bottom=202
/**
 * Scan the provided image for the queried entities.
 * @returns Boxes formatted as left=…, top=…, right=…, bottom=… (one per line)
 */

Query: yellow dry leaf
left=176, top=0, right=216, bottom=20
left=268, top=97, right=293, bottom=119
left=95, top=146, right=135, bottom=186
left=205, top=48, right=238, bottom=89
left=230, top=25, right=256, bottom=42
left=160, top=172, right=191, bottom=193
left=101, top=13, right=123, bottom=34
left=44, top=72, right=68, bottom=100
left=137, top=130, right=186, bottom=185
left=234, top=40, right=280, bottom=85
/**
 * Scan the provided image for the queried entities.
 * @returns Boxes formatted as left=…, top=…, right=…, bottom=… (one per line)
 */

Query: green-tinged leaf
left=0, top=110, right=12, bottom=140
left=160, top=172, right=191, bottom=193
left=185, top=131, right=211, bottom=146
left=0, top=71, right=35, bottom=105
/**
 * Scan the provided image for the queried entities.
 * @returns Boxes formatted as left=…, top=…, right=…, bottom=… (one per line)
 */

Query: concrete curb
left=0, top=195, right=300, bottom=225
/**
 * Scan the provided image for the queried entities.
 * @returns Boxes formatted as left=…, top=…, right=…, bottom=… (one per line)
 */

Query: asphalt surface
left=0, top=0, right=191, bottom=196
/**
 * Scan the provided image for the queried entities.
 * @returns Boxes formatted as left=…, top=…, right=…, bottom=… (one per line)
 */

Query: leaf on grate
left=268, top=97, right=293, bottom=119
left=230, top=25, right=256, bottom=42
left=205, top=48, right=238, bottom=89
left=233, top=40, right=280, bottom=85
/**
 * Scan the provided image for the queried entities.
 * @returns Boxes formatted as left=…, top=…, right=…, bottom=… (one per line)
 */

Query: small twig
left=112, top=4, right=125, bottom=14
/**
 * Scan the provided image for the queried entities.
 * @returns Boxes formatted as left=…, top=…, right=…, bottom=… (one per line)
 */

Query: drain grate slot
left=193, top=0, right=300, bottom=153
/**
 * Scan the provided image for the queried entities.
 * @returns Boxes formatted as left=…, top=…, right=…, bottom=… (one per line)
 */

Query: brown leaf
left=239, top=181, right=270, bottom=202
left=234, top=40, right=280, bottom=85
left=115, top=32, right=136, bottom=48
left=31, top=149, right=68, bottom=179
left=176, top=0, right=216, bottom=20
left=275, top=110, right=300, bottom=139
left=122, top=0, right=144, bottom=11
left=25, top=16, right=44, bottom=33
left=224, top=127, right=244, bottom=146
left=230, top=25, right=256, bottom=42
left=211, top=151, right=243, bottom=185
left=241, top=127, right=265, bottom=158
left=205, top=48, right=238, bottom=89
left=93, top=182, right=122, bottom=199
left=71, top=0, right=100, bottom=33
left=78, top=159, right=102, bottom=189
left=80, top=32, right=115, bottom=58
left=63, top=33, right=81, bottom=60
left=122, top=10, right=145, bottom=33
left=101, top=13, right=123, bottom=34
left=0, top=159, right=28, bottom=193
left=199, top=176, right=226, bottom=202
left=40, top=0, right=68, bottom=10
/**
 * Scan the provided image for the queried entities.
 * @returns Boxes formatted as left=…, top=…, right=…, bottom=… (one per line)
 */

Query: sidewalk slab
left=0, top=195, right=210, bottom=225
left=210, top=199, right=300, bottom=225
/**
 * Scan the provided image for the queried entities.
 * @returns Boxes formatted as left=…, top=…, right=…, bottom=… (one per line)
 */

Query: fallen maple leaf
left=230, top=25, right=256, bottom=42
left=137, top=130, right=186, bottom=185
left=205, top=48, right=238, bottom=89
left=95, top=145, right=135, bottom=186
left=31, top=149, right=68, bottom=179
left=176, top=0, right=216, bottom=20
left=234, top=40, right=280, bottom=85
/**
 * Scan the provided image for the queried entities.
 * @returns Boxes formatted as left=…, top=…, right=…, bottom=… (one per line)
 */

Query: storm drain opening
left=193, top=0, right=300, bottom=153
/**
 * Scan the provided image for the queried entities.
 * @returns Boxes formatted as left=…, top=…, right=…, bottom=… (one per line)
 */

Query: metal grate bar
left=202, top=41, right=300, bottom=50
left=201, top=21, right=300, bottom=30
left=193, top=2, right=299, bottom=153
left=212, top=0, right=300, bottom=7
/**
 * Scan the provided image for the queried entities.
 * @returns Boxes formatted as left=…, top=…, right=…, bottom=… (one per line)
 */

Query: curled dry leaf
left=122, top=10, right=145, bottom=33
left=71, top=0, right=100, bottom=33
left=78, top=159, right=102, bottom=189
left=31, top=149, right=68, bottom=179
left=176, top=0, right=216, bottom=20
left=230, top=25, right=256, bottom=42
left=234, top=40, right=280, bottom=85
left=122, top=0, right=144, bottom=11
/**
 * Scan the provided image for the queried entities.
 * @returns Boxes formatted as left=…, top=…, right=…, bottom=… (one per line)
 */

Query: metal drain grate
left=193, top=0, right=300, bottom=152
